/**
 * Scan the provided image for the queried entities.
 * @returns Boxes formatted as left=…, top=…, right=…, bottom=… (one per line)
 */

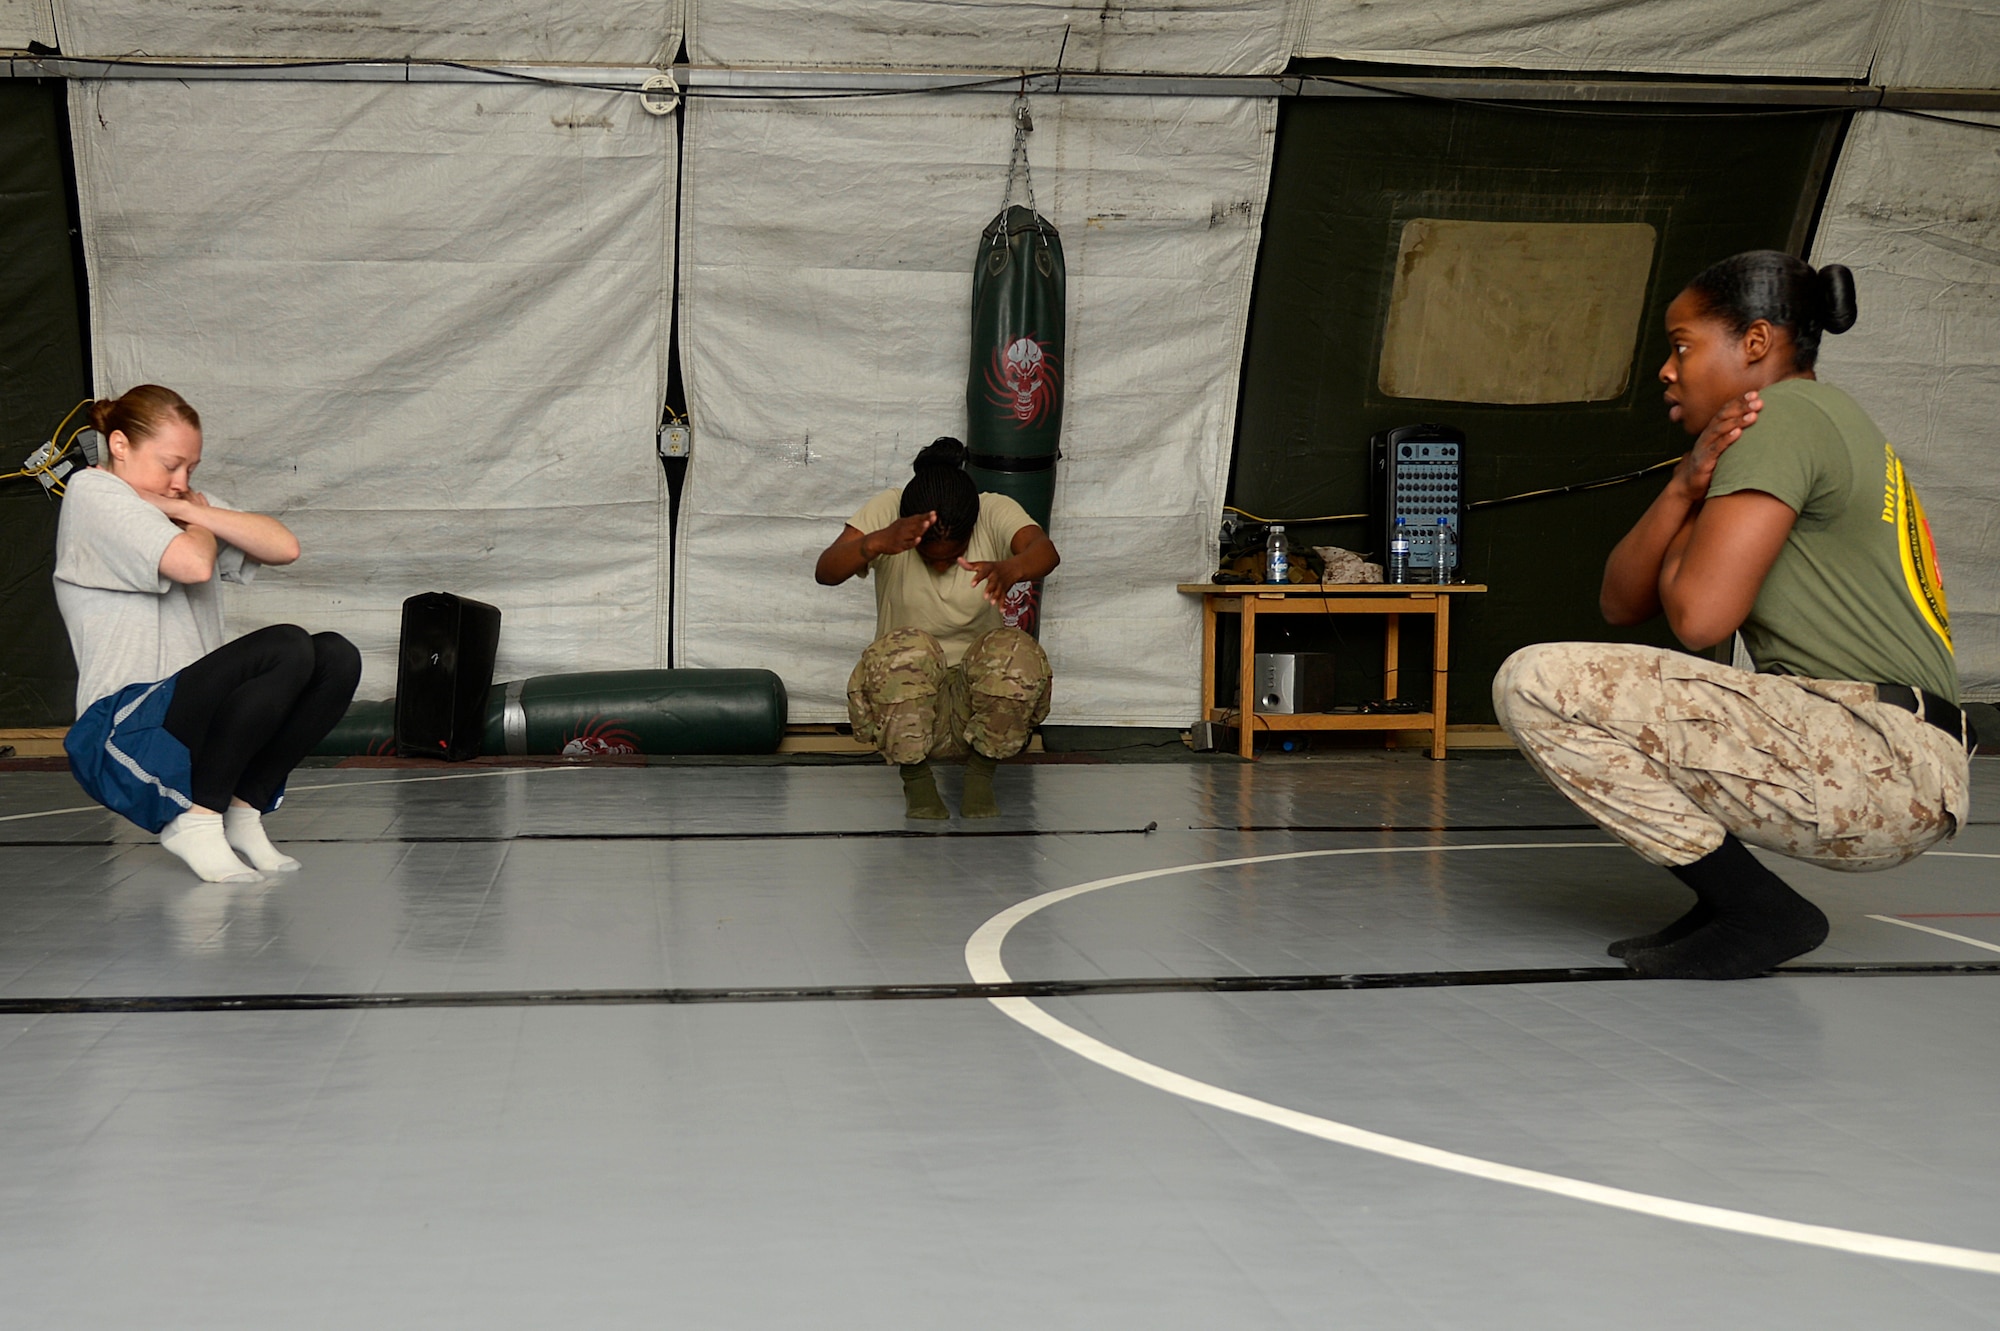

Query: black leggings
left=163, top=625, right=362, bottom=813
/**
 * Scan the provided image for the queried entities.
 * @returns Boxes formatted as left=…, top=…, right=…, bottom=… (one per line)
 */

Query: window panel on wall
left=1231, top=97, right=1845, bottom=724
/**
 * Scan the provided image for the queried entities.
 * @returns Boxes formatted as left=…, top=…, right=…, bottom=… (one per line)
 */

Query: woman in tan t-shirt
left=815, top=437, right=1060, bottom=819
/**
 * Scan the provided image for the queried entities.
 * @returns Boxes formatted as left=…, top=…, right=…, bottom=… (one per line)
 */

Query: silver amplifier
left=1249, top=652, right=1337, bottom=714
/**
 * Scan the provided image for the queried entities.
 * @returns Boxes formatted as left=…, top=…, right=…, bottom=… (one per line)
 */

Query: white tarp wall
left=688, top=0, right=1294, bottom=73
left=1811, top=110, right=2000, bottom=700
left=1298, top=0, right=1890, bottom=80
left=675, top=94, right=1275, bottom=724
left=1873, top=0, right=2000, bottom=87
left=0, top=0, right=55, bottom=50
left=27, top=0, right=2000, bottom=716
left=70, top=80, right=677, bottom=693
left=52, top=0, right=679, bottom=63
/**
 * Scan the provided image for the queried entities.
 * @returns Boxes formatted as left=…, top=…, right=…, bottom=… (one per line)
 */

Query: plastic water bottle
left=1433, top=517, right=1457, bottom=584
left=1265, top=524, right=1289, bottom=584
left=1387, top=518, right=1410, bottom=584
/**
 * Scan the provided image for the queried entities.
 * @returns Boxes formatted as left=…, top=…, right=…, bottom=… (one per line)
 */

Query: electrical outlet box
left=21, top=439, right=87, bottom=493
left=658, top=423, right=692, bottom=459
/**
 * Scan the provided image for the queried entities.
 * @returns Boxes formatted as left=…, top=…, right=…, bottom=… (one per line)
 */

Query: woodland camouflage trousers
left=1494, top=642, right=1970, bottom=869
left=848, top=627, right=1053, bottom=764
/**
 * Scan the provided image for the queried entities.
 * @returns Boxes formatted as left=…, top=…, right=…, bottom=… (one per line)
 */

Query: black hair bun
left=913, top=436, right=968, bottom=472
left=1818, top=263, right=1858, bottom=335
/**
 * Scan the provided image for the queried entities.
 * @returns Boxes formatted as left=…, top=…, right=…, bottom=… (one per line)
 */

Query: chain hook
left=1004, top=92, right=1037, bottom=215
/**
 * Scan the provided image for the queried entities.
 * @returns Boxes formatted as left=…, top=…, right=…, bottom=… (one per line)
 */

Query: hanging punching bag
left=965, top=101, right=1064, bottom=636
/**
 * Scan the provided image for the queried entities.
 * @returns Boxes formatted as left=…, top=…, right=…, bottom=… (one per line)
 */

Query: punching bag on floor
left=965, top=98, right=1064, bottom=637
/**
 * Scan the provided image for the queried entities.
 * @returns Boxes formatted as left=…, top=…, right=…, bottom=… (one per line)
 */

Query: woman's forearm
left=1601, top=485, right=1697, bottom=626
left=160, top=527, right=219, bottom=584
left=1005, top=534, right=1060, bottom=584
left=815, top=528, right=878, bottom=585
left=180, top=503, right=301, bottom=566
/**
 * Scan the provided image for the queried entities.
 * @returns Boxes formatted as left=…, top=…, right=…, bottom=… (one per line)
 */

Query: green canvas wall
left=1231, top=93, right=1845, bottom=726
left=0, top=81, right=90, bottom=727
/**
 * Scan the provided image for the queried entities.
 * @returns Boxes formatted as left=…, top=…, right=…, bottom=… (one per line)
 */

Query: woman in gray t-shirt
left=55, top=384, right=360, bottom=882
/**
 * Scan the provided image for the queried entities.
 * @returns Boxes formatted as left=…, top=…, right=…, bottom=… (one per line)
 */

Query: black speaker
left=1370, top=423, right=1465, bottom=577
left=395, top=593, right=502, bottom=761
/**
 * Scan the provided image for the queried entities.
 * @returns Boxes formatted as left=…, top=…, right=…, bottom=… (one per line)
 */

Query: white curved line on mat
left=0, top=765, right=586, bottom=824
left=964, top=842, right=2000, bottom=1275
left=1869, top=914, right=2000, bottom=956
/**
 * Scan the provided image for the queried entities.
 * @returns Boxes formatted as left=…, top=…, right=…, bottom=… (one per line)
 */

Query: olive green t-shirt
left=849, top=488, right=1035, bottom=666
left=1706, top=377, right=1957, bottom=702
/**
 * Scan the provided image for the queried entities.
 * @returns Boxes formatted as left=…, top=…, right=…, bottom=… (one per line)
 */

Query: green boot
left=901, top=761, right=949, bottom=820
left=960, top=750, right=1000, bottom=819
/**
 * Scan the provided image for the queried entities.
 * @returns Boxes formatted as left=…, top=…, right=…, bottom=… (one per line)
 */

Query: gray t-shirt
left=54, top=467, right=259, bottom=712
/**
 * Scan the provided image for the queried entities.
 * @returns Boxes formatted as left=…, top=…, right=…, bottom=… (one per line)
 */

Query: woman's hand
left=137, top=488, right=194, bottom=527
left=1670, top=390, right=1761, bottom=504
left=863, top=512, right=936, bottom=558
left=1601, top=390, right=1759, bottom=626
left=141, top=490, right=301, bottom=566
left=957, top=556, right=1022, bottom=607
left=817, top=515, right=936, bottom=586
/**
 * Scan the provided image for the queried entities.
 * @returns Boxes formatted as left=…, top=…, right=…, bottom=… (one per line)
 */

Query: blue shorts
left=65, top=676, right=196, bottom=834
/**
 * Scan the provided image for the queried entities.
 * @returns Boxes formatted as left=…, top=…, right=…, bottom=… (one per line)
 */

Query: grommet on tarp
left=965, top=94, right=1066, bottom=638
left=639, top=71, right=680, bottom=116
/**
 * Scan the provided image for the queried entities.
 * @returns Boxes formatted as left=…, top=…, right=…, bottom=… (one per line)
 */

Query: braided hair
left=1683, top=251, right=1858, bottom=372
left=898, top=437, right=980, bottom=541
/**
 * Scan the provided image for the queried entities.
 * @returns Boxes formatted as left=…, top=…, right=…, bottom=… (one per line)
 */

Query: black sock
left=1624, top=835, right=1828, bottom=980
left=1606, top=899, right=1714, bottom=959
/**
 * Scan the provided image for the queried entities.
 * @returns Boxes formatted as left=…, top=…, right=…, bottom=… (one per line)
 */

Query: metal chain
left=1003, top=95, right=1036, bottom=214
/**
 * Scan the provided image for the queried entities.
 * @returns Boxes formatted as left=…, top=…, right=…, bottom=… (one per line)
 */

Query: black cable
left=35, top=54, right=1999, bottom=127
left=1297, top=73, right=1870, bottom=121
left=1228, top=456, right=1678, bottom=527
left=1879, top=107, right=2000, bottom=134
left=1297, top=74, right=2000, bottom=133
left=1464, top=457, right=1678, bottom=511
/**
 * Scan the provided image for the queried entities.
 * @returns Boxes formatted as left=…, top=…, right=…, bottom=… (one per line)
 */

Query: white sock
left=160, top=811, right=262, bottom=883
left=223, top=806, right=301, bottom=873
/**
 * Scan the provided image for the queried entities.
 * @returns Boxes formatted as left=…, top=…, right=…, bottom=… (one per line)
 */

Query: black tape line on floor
left=5, top=962, right=1997, bottom=1015
left=0, top=823, right=1164, bottom=846
left=0, top=821, right=1615, bottom=847
left=1204, top=823, right=1600, bottom=833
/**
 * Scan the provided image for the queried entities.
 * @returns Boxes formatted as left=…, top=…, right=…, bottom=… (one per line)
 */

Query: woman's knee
left=1493, top=641, right=1642, bottom=732
left=857, top=629, right=944, bottom=687
left=848, top=629, right=945, bottom=715
left=312, top=632, right=363, bottom=691
left=1491, top=643, right=1554, bottom=733
left=244, top=623, right=317, bottom=684
left=961, top=629, right=1052, bottom=757
left=962, top=627, right=1050, bottom=691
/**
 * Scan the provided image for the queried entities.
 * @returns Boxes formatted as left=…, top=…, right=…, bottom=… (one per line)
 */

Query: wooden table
left=1179, top=582, right=1488, bottom=760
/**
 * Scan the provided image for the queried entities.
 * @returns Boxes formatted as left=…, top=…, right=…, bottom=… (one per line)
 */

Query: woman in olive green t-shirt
left=1494, top=251, right=1972, bottom=981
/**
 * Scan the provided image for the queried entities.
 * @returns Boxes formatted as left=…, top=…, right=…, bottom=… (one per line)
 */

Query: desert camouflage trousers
left=847, top=626, right=1053, bottom=764
left=1493, top=642, right=1971, bottom=869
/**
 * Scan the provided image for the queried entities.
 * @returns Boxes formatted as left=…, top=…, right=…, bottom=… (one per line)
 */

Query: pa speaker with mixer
left=1370, top=424, right=1464, bottom=578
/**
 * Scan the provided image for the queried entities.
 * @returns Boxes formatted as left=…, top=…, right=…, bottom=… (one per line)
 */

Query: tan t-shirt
left=848, top=488, right=1035, bottom=666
